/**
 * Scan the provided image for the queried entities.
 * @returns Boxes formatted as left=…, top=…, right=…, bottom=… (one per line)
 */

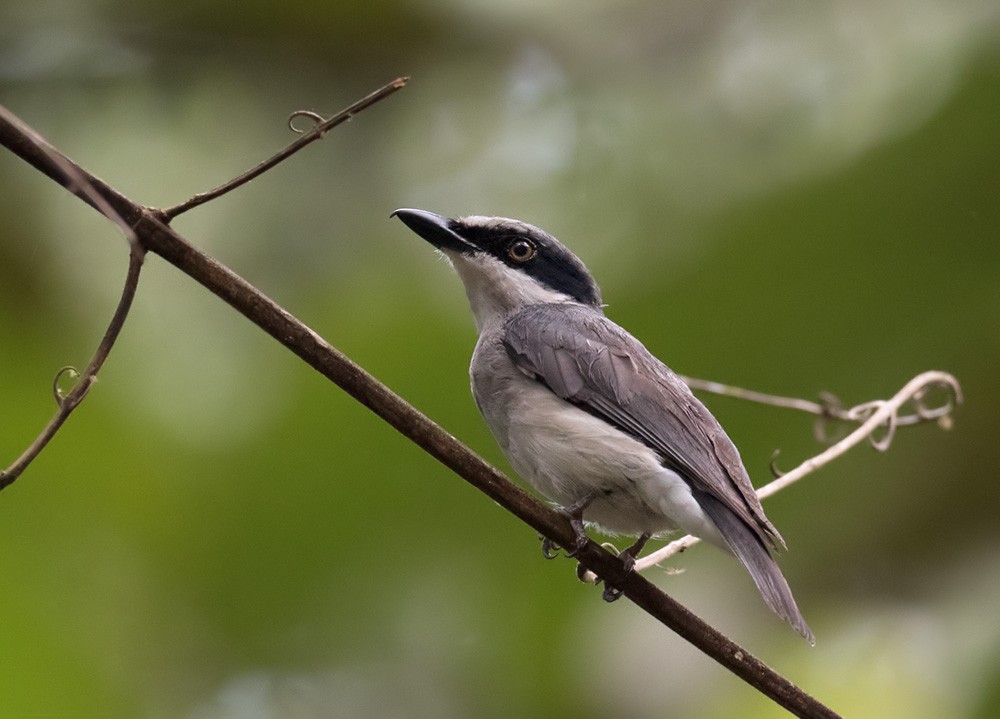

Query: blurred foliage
left=2, top=0, right=999, bottom=717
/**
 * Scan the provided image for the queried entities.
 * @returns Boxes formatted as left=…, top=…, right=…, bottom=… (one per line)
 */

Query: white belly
left=473, top=348, right=722, bottom=544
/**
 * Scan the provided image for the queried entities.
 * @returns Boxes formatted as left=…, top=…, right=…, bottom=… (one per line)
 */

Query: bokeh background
left=2, top=1, right=999, bottom=717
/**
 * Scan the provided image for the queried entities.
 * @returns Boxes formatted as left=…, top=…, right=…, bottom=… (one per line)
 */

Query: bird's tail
left=697, top=492, right=815, bottom=644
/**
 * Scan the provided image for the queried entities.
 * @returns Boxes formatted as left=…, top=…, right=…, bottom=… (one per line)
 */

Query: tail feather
left=696, top=491, right=814, bottom=644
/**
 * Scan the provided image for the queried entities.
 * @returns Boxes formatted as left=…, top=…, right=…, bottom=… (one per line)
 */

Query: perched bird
left=393, top=208, right=812, bottom=642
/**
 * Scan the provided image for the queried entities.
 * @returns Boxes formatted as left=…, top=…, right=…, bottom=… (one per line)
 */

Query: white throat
left=445, top=251, right=574, bottom=332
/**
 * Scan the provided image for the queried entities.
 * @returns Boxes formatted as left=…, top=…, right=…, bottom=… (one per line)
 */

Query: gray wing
left=502, top=303, right=781, bottom=550
left=503, top=303, right=813, bottom=642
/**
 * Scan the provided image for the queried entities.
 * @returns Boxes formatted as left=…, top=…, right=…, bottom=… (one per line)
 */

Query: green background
left=2, top=1, right=998, bottom=716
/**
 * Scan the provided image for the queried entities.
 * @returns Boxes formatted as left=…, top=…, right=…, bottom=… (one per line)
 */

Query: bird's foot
left=539, top=518, right=589, bottom=559
left=539, top=495, right=594, bottom=559
left=602, top=584, right=625, bottom=602
left=540, top=536, right=561, bottom=559
left=601, top=533, right=650, bottom=603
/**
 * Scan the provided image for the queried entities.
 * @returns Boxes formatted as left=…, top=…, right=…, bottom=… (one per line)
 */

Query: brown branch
left=0, top=240, right=145, bottom=490
left=161, top=76, right=408, bottom=219
left=0, top=98, right=842, bottom=718
left=0, top=105, right=147, bottom=490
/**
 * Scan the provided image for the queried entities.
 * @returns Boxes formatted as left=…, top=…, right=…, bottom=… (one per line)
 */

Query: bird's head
left=393, top=208, right=602, bottom=330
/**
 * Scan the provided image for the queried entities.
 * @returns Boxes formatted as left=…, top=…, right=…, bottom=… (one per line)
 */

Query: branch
left=628, top=371, right=962, bottom=572
left=680, top=374, right=956, bottom=441
left=0, top=105, right=147, bottom=491
left=161, top=76, right=408, bottom=219
left=0, top=240, right=145, bottom=490
left=0, top=76, right=405, bottom=486
left=0, top=96, right=846, bottom=718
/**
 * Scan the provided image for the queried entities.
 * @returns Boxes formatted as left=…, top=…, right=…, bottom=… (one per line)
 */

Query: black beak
left=391, top=208, right=474, bottom=254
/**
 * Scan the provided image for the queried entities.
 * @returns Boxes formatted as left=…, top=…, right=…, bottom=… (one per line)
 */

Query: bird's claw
left=540, top=536, right=561, bottom=560
left=602, top=584, right=625, bottom=602
left=539, top=498, right=593, bottom=560
left=539, top=525, right=589, bottom=560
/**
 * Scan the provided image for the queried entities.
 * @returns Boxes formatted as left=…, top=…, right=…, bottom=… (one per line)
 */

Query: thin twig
left=679, top=375, right=954, bottom=428
left=161, top=76, right=409, bottom=220
left=0, top=240, right=145, bottom=490
left=0, top=105, right=148, bottom=491
left=0, top=106, right=843, bottom=719
left=626, top=371, right=962, bottom=571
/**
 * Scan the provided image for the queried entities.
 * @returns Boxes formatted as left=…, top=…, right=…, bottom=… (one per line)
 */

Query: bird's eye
left=508, top=239, right=536, bottom=263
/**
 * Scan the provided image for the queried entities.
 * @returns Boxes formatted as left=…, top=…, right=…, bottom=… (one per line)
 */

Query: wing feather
left=503, top=303, right=782, bottom=550
left=503, top=303, right=814, bottom=640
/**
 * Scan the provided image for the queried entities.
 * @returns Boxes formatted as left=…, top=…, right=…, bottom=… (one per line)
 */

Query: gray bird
left=393, top=208, right=813, bottom=642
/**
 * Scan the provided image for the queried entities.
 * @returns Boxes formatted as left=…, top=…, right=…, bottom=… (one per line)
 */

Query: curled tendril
left=52, top=366, right=80, bottom=406
left=812, top=416, right=830, bottom=444
left=869, top=412, right=898, bottom=451
left=634, top=371, right=962, bottom=574
left=847, top=401, right=898, bottom=451
left=913, top=387, right=936, bottom=420
left=769, top=449, right=785, bottom=478
left=814, top=381, right=959, bottom=437
left=813, top=415, right=846, bottom=444
left=287, top=110, right=326, bottom=134
left=817, top=391, right=844, bottom=417
left=912, top=380, right=960, bottom=431
left=891, top=379, right=958, bottom=426
left=813, top=392, right=849, bottom=444
left=849, top=375, right=960, bottom=453
left=911, top=381, right=956, bottom=422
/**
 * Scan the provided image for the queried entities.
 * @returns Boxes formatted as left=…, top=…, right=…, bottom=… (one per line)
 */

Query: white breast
left=471, top=330, right=723, bottom=544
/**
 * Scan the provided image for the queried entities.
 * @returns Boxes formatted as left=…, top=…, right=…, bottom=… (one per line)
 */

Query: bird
left=392, top=208, right=813, bottom=642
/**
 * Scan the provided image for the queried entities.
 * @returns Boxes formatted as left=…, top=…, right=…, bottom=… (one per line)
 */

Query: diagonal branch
left=0, top=101, right=842, bottom=718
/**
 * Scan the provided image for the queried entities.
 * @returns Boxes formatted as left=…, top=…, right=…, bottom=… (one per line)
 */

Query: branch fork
left=0, top=78, right=408, bottom=489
